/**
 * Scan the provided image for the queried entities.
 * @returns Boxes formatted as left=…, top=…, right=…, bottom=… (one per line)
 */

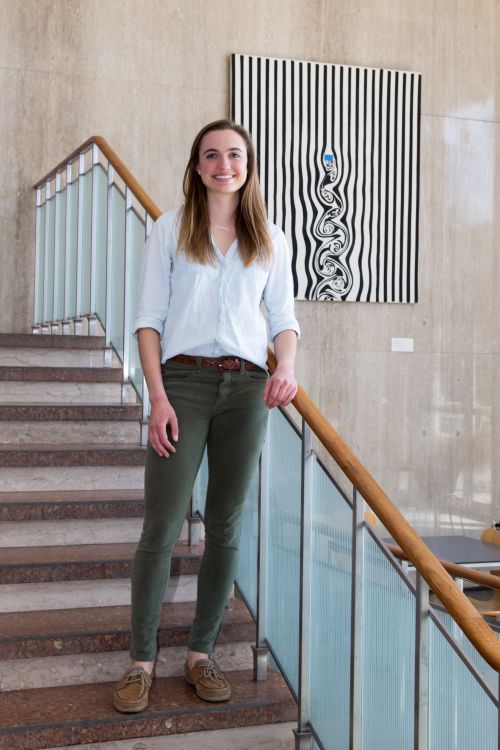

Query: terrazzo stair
left=0, top=331, right=297, bottom=748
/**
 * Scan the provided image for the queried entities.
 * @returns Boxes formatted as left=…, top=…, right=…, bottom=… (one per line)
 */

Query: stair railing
left=34, top=137, right=500, bottom=750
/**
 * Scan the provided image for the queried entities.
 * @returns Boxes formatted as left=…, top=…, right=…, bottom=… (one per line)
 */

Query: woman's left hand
left=263, top=364, right=298, bottom=408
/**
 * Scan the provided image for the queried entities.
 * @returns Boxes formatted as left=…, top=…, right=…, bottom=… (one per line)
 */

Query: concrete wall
left=1, top=0, right=498, bottom=535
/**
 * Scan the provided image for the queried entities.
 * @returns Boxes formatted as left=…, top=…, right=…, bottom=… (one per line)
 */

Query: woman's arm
left=138, top=328, right=178, bottom=457
left=263, top=329, right=298, bottom=408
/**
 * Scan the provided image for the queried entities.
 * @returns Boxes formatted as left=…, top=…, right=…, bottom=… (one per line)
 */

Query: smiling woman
left=112, top=119, right=300, bottom=715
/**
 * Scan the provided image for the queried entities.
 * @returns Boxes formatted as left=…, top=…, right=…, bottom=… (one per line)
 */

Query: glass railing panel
left=53, top=189, right=67, bottom=321
left=192, top=448, right=208, bottom=519
left=432, top=606, right=499, bottom=697
left=266, top=408, right=302, bottom=693
left=429, top=617, right=498, bottom=750
left=127, top=208, right=146, bottom=398
left=235, top=465, right=259, bottom=617
left=78, top=169, right=92, bottom=316
left=64, top=179, right=79, bottom=320
left=362, top=531, right=415, bottom=750
left=43, top=195, right=55, bottom=322
left=93, top=163, right=108, bottom=324
left=310, top=460, right=352, bottom=750
left=107, top=185, right=126, bottom=360
left=34, top=202, right=46, bottom=324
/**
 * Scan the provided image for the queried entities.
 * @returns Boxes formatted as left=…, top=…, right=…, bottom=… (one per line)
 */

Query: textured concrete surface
left=0, top=381, right=124, bottom=404
left=0, top=419, right=140, bottom=444
left=0, top=465, right=144, bottom=492
left=42, top=721, right=296, bottom=750
left=0, top=517, right=148, bottom=547
left=0, top=347, right=106, bottom=367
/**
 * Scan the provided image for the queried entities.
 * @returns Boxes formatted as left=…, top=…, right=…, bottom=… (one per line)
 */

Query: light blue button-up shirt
left=134, top=210, right=300, bottom=370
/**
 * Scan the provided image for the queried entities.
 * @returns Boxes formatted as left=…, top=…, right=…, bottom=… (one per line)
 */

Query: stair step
left=0, top=347, right=108, bottom=368
left=0, top=670, right=296, bottom=750
left=0, top=420, right=141, bottom=444
left=0, top=333, right=106, bottom=349
left=0, top=381, right=128, bottom=404
left=0, top=600, right=254, bottom=660
left=0, top=575, right=199, bottom=613
left=0, top=517, right=148, bottom=548
left=42, top=722, right=296, bottom=750
left=0, top=540, right=201, bottom=584
left=0, top=641, right=253, bottom=691
left=0, top=489, right=144, bottom=521
left=0, top=366, right=122, bottom=383
left=0, top=443, right=146, bottom=468
left=0, top=465, right=144, bottom=492
left=0, top=404, right=142, bottom=420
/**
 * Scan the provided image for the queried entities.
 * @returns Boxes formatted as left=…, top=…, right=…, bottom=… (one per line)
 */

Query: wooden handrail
left=387, top=544, right=500, bottom=591
left=33, top=136, right=163, bottom=222
left=33, top=136, right=500, bottom=672
left=267, top=352, right=500, bottom=671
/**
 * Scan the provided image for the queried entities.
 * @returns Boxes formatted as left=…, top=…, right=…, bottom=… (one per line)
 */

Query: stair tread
left=0, top=404, right=142, bottom=420
left=0, top=670, right=295, bottom=748
left=0, top=333, right=106, bottom=349
left=0, top=489, right=144, bottom=504
left=0, top=366, right=122, bottom=382
left=0, top=599, right=251, bottom=640
left=0, top=443, right=146, bottom=467
left=0, top=540, right=200, bottom=566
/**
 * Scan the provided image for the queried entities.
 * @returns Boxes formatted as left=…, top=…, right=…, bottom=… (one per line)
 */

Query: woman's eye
left=230, top=152, right=240, bottom=158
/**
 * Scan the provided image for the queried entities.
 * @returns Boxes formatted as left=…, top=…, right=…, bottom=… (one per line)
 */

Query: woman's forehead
left=199, top=129, right=247, bottom=153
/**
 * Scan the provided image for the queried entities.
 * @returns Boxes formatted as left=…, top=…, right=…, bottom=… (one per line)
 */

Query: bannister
left=267, top=351, right=500, bottom=671
left=33, top=136, right=500, bottom=675
left=33, top=136, right=163, bottom=222
left=388, top=543, right=500, bottom=591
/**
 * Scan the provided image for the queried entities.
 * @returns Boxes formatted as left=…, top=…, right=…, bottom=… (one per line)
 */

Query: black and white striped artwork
left=231, top=54, right=421, bottom=302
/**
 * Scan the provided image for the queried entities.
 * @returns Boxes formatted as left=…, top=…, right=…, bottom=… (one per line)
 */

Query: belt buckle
left=218, top=357, right=239, bottom=372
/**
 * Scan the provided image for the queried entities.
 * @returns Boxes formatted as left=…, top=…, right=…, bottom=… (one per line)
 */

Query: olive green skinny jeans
left=130, top=358, right=269, bottom=661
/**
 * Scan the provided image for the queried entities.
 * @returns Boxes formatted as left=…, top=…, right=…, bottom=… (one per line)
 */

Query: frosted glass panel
left=34, top=203, right=46, bottom=324
left=235, top=464, right=259, bottom=616
left=267, top=409, right=301, bottom=693
left=192, top=448, right=208, bottom=518
left=127, top=209, right=146, bottom=397
left=362, top=531, right=415, bottom=750
left=53, top=190, right=67, bottom=321
left=429, top=618, right=498, bottom=750
left=432, top=607, right=499, bottom=698
left=65, top=179, right=78, bottom=320
left=107, top=185, right=126, bottom=359
left=310, top=461, right=352, bottom=750
left=43, top=196, right=55, bottom=322
left=93, top=164, right=108, bottom=324
left=78, top=170, right=92, bottom=316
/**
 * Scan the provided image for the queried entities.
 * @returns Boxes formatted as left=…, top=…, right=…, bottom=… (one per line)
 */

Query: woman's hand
left=148, top=394, right=179, bottom=457
left=263, top=364, right=298, bottom=408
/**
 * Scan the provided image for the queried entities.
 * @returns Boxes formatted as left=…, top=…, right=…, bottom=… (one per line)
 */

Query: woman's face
left=196, top=129, right=248, bottom=196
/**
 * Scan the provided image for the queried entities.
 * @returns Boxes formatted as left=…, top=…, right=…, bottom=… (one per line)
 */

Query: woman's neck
left=207, top=192, right=239, bottom=229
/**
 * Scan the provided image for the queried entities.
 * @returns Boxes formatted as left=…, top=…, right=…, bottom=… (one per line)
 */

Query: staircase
left=0, top=333, right=296, bottom=750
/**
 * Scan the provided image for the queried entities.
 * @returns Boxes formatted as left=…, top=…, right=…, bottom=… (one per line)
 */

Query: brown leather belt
left=167, top=354, right=264, bottom=372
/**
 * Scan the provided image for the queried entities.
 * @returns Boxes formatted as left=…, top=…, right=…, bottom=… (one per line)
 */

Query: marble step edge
left=0, top=670, right=296, bottom=750
left=0, top=404, right=142, bottom=421
left=0, top=366, right=123, bottom=382
left=0, top=541, right=203, bottom=584
left=41, top=722, right=296, bottom=750
left=0, top=333, right=106, bottom=349
left=0, top=599, right=254, bottom=660
left=0, top=489, right=145, bottom=521
left=0, top=443, right=146, bottom=467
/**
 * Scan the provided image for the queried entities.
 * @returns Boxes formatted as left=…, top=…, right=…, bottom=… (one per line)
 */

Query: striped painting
left=231, top=54, right=421, bottom=302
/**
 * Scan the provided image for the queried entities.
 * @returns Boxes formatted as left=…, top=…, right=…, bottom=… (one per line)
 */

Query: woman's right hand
left=148, top=394, right=179, bottom=457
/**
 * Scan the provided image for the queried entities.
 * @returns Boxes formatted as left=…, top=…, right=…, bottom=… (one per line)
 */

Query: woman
left=113, top=119, right=300, bottom=713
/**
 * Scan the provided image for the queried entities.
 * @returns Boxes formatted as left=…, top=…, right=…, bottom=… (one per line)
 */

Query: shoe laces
left=122, top=668, right=152, bottom=692
left=201, top=660, right=226, bottom=686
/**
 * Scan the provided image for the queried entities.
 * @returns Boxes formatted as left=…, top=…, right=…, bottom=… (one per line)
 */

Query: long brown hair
left=177, top=119, right=273, bottom=267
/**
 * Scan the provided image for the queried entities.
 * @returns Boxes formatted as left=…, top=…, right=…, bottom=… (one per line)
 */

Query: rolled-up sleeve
left=134, top=213, right=173, bottom=336
left=263, top=228, right=300, bottom=341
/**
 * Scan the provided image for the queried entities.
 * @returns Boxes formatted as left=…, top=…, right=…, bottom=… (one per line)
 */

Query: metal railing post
left=122, top=186, right=133, bottom=385
left=349, top=488, right=364, bottom=750
left=414, top=573, right=430, bottom=750
left=63, top=161, right=73, bottom=331
left=53, top=171, right=63, bottom=328
left=42, top=179, right=51, bottom=324
left=253, top=420, right=270, bottom=682
left=294, top=419, right=313, bottom=749
left=34, top=186, right=44, bottom=326
left=89, top=143, right=99, bottom=333
left=105, top=163, right=115, bottom=348
left=76, top=151, right=85, bottom=321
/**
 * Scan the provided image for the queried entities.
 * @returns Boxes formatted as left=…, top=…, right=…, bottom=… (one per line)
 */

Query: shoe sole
left=112, top=697, right=149, bottom=713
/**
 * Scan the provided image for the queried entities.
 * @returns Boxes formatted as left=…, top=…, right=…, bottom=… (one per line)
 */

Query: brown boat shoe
left=185, top=658, right=232, bottom=702
left=113, top=666, right=154, bottom=713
